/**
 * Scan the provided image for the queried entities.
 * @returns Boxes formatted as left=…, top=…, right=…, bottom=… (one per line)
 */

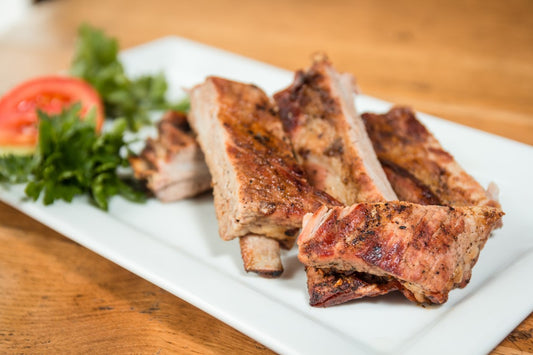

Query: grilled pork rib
left=301, top=105, right=504, bottom=306
left=362, top=107, right=501, bottom=209
left=275, top=57, right=399, bottom=302
left=129, top=111, right=211, bottom=202
left=188, top=77, right=339, bottom=277
left=274, top=57, right=397, bottom=205
left=298, top=202, right=503, bottom=304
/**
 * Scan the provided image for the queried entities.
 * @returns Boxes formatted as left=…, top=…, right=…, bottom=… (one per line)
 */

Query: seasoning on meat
left=129, top=110, right=211, bottom=202
left=275, top=56, right=399, bottom=302
left=188, top=77, right=339, bottom=277
left=305, top=267, right=399, bottom=307
left=300, top=105, right=504, bottom=306
left=362, top=106, right=501, bottom=209
left=298, top=202, right=504, bottom=304
left=274, top=55, right=397, bottom=205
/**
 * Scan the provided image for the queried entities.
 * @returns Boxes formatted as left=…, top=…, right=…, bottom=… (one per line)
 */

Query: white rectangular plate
left=2, top=37, right=533, bottom=355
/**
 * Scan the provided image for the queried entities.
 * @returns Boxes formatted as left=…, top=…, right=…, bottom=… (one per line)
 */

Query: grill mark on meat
left=274, top=57, right=397, bottom=205
left=381, top=159, right=442, bottom=205
left=298, top=202, right=503, bottom=304
left=275, top=58, right=401, bottom=303
left=302, top=106, right=504, bottom=306
left=362, top=107, right=501, bottom=210
left=188, top=77, right=340, bottom=277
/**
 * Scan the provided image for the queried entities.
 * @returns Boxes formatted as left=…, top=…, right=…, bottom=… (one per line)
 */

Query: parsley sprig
left=0, top=154, right=35, bottom=184
left=70, top=24, right=189, bottom=131
left=1, top=104, right=145, bottom=210
left=0, top=24, right=193, bottom=210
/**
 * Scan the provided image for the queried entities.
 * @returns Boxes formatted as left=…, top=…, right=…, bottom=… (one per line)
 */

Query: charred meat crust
left=298, top=202, right=504, bottom=304
left=301, top=106, right=505, bottom=306
left=275, top=58, right=401, bottom=304
left=274, top=58, right=397, bottom=205
left=381, top=160, right=442, bottom=205
left=362, top=107, right=501, bottom=210
left=188, top=77, right=339, bottom=248
left=306, top=267, right=399, bottom=307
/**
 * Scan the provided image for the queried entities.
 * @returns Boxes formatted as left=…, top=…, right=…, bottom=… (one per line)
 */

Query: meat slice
left=301, top=104, right=504, bottom=306
left=298, top=202, right=504, bottom=304
left=188, top=77, right=339, bottom=276
left=305, top=267, right=399, bottom=307
left=362, top=106, right=501, bottom=209
left=274, top=56, right=397, bottom=205
left=129, top=111, right=211, bottom=202
left=275, top=57, right=398, bottom=301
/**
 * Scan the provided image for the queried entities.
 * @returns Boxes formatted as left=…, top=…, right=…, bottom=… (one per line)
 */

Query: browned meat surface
left=306, top=105, right=505, bottom=307
left=275, top=58, right=399, bottom=300
left=274, top=57, right=397, bottom=205
left=189, top=76, right=339, bottom=244
left=305, top=267, right=399, bottom=307
left=380, top=161, right=441, bottom=205
left=362, top=107, right=501, bottom=209
left=240, top=235, right=283, bottom=278
left=298, top=202, right=504, bottom=304
left=129, top=111, right=211, bottom=202
left=188, top=77, right=339, bottom=276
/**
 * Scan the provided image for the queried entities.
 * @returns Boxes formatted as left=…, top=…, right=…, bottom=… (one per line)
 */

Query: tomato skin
left=0, top=76, right=104, bottom=149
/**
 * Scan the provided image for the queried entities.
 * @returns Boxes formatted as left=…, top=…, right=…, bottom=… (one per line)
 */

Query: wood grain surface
left=0, top=0, right=531, bottom=353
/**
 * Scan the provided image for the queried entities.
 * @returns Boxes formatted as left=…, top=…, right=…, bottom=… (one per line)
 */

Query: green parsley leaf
left=70, top=23, right=189, bottom=131
left=0, top=154, right=35, bottom=184
left=23, top=103, right=145, bottom=210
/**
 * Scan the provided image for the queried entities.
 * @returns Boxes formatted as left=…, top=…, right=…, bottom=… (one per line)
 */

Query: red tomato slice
left=0, top=76, right=104, bottom=149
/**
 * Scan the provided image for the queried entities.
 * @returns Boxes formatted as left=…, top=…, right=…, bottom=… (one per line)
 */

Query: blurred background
left=0, top=0, right=31, bottom=34
left=0, top=0, right=531, bottom=144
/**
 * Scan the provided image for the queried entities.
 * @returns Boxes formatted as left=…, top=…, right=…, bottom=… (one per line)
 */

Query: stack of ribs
left=130, top=110, right=211, bottom=202
left=298, top=202, right=502, bottom=304
left=275, top=58, right=503, bottom=305
left=188, top=77, right=339, bottom=277
left=273, top=57, right=401, bottom=303
left=140, top=57, right=504, bottom=305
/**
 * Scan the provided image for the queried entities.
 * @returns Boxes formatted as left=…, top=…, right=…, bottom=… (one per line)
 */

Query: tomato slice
left=0, top=76, right=104, bottom=151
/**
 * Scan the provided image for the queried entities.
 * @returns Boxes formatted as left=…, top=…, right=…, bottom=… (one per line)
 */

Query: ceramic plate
left=2, top=37, right=532, bottom=355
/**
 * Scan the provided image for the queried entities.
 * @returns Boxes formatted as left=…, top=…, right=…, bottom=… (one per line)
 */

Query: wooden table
left=1, top=0, right=531, bottom=353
